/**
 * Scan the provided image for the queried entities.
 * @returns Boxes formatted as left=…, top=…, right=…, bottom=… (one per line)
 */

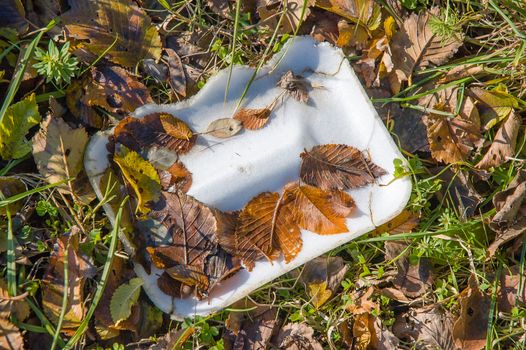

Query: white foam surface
left=85, top=36, right=411, bottom=319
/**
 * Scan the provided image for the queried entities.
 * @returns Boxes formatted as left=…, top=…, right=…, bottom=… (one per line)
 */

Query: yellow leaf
left=113, top=145, right=161, bottom=214
left=308, top=281, right=332, bottom=308
left=384, top=16, right=396, bottom=39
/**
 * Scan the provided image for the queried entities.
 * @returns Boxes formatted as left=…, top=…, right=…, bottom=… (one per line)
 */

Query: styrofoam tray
left=84, top=36, right=411, bottom=319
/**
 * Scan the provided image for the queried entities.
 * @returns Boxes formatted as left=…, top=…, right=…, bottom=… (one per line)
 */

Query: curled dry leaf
left=488, top=169, right=526, bottom=257
left=233, top=108, right=272, bottom=130
left=32, top=115, right=89, bottom=195
left=392, top=305, right=455, bottom=350
left=62, top=0, right=162, bottom=68
left=113, top=144, right=162, bottom=214
left=476, top=111, right=521, bottom=169
left=223, top=299, right=278, bottom=350
left=423, top=95, right=482, bottom=164
left=390, top=7, right=463, bottom=89
left=82, top=66, right=153, bottom=115
left=42, top=227, right=96, bottom=332
left=278, top=70, right=311, bottom=103
left=300, top=144, right=386, bottom=191
left=453, top=275, right=490, bottom=350
left=275, top=323, right=324, bottom=350
left=206, top=118, right=242, bottom=138
left=114, top=113, right=196, bottom=154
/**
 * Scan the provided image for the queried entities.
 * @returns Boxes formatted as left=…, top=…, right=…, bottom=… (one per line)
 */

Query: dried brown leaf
left=453, top=275, right=490, bottom=350
left=165, top=48, right=187, bottom=97
left=0, top=176, right=26, bottom=216
left=114, top=113, right=196, bottom=154
left=391, top=7, right=463, bottom=87
left=278, top=70, right=310, bottom=103
left=62, top=0, right=162, bottom=68
left=83, top=66, right=153, bottom=115
left=159, top=161, right=193, bottom=193
left=300, top=144, right=386, bottom=191
left=372, top=210, right=419, bottom=236
left=275, top=323, right=323, bottom=350
left=0, top=317, right=23, bottom=350
left=233, top=108, right=272, bottom=130
left=257, top=0, right=315, bottom=34
left=206, top=118, right=242, bottom=138
left=476, top=111, right=521, bottom=169
left=498, top=266, right=526, bottom=313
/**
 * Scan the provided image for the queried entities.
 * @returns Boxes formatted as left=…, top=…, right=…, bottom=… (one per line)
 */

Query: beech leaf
left=233, top=108, right=272, bottom=130
left=206, top=118, right=242, bottom=138
left=110, top=277, right=144, bottom=325
left=114, top=113, right=195, bottom=154
left=113, top=144, right=161, bottom=214
left=32, top=115, right=89, bottom=192
left=62, top=0, right=162, bottom=68
left=0, top=93, right=41, bottom=160
left=300, top=144, right=386, bottom=191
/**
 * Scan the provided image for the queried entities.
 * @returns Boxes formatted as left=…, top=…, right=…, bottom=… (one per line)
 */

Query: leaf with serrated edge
left=113, top=144, right=161, bottom=214
left=110, top=277, right=144, bottom=325
left=300, top=144, right=386, bottom=191
left=233, top=108, right=271, bottom=130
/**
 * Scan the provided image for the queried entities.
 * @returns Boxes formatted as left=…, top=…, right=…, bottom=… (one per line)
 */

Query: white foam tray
left=85, top=36, right=411, bottom=319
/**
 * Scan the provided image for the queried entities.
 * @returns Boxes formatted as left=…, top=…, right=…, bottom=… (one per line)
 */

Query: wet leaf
left=390, top=7, right=463, bottom=87
left=62, top=0, right=162, bottom=68
left=233, top=108, right=272, bottom=130
left=206, top=118, right=242, bottom=138
left=488, top=169, right=526, bottom=257
left=110, top=277, right=144, bottom=325
left=32, top=115, right=89, bottom=194
left=42, top=227, right=96, bottom=331
left=469, top=85, right=519, bottom=130
left=278, top=70, right=311, bottom=103
left=0, top=93, right=41, bottom=160
left=300, top=144, right=386, bottom=191
left=0, top=177, right=26, bottom=216
left=113, top=144, right=162, bottom=214
left=114, top=113, right=195, bottom=154
left=82, top=66, right=153, bottom=115
left=392, top=305, right=455, bottom=350
left=453, top=275, right=490, bottom=350
left=424, top=95, right=482, bottom=164
left=476, top=111, right=521, bottom=169
left=223, top=299, right=278, bottom=350
left=275, top=323, right=324, bottom=350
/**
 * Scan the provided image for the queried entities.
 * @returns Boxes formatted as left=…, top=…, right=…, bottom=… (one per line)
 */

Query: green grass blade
left=27, top=298, right=65, bottom=348
left=224, top=0, right=242, bottom=103
left=0, top=179, right=68, bottom=208
left=63, top=196, right=129, bottom=349
left=0, top=19, right=56, bottom=126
